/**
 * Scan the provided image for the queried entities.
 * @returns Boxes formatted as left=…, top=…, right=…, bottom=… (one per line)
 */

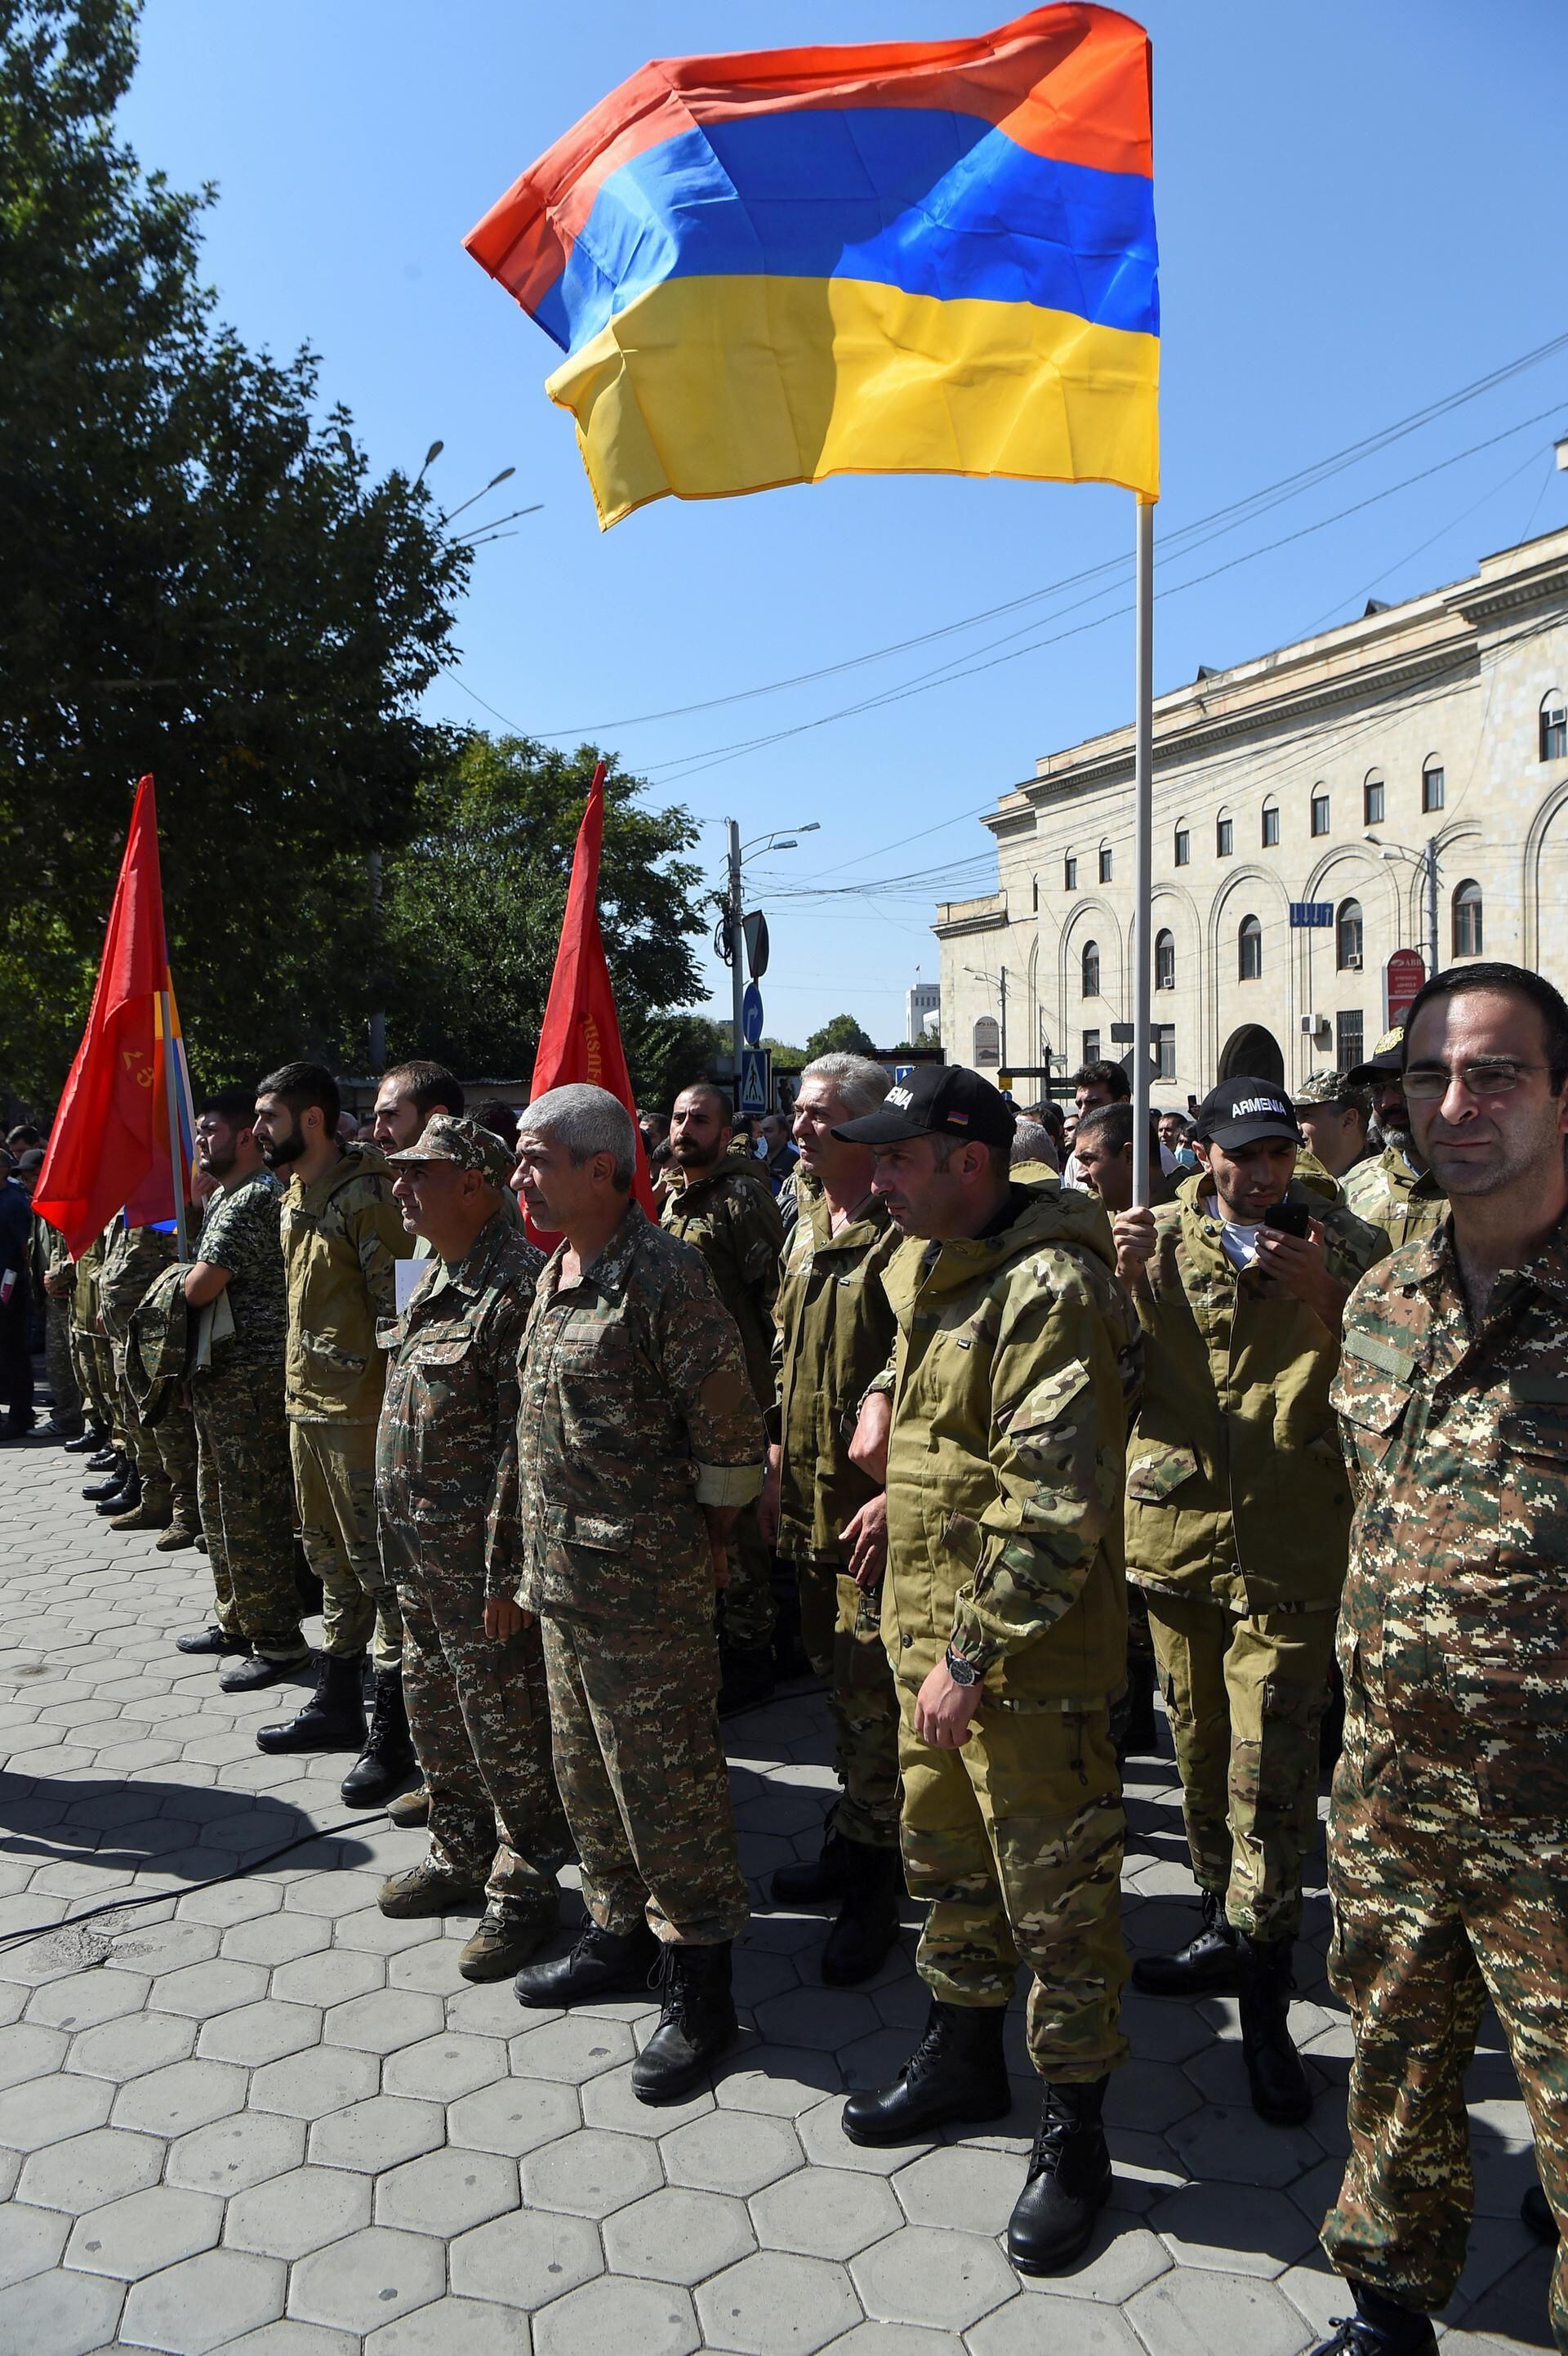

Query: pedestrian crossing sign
left=737, top=1046, right=772, bottom=1115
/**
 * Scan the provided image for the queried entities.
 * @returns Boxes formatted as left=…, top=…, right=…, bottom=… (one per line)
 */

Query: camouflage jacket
left=1332, top=1212, right=1568, bottom=1815
left=71, top=1230, right=106, bottom=1331
left=193, top=1172, right=285, bottom=1378
left=661, top=1152, right=784, bottom=1409
left=772, top=1172, right=900, bottom=1562
left=1125, top=1171, right=1388, bottom=1613
left=279, top=1141, right=413, bottom=1426
left=376, top=1210, right=544, bottom=1596
left=875, top=1181, right=1143, bottom=1703
left=501, top=1203, right=766, bottom=1630
left=99, top=1220, right=179, bottom=1334
left=126, top=1262, right=192, bottom=1426
left=1340, top=1142, right=1447, bottom=1251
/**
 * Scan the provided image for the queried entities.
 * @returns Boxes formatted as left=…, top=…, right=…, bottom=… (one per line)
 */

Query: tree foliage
left=804, top=1012, right=880, bottom=1060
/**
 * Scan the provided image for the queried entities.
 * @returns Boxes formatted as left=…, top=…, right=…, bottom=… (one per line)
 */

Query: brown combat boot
left=387, top=1786, right=430, bottom=1829
left=110, top=1484, right=173, bottom=1532
left=154, top=1513, right=202, bottom=1552
left=460, top=1904, right=557, bottom=1982
left=378, top=1860, right=483, bottom=1919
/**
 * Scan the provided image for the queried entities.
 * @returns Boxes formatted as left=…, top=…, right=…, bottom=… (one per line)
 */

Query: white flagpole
left=1130, top=495, right=1155, bottom=1209
left=159, top=990, right=190, bottom=1261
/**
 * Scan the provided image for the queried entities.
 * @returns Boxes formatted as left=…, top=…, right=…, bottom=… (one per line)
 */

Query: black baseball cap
left=1343, top=1024, right=1405, bottom=1084
left=832, top=1064, right=1018, bottom=1149
left=1192, top=1078, right=1302, bottom=1149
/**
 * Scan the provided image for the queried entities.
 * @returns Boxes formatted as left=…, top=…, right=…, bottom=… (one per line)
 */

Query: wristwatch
left=944, top=1645, right=981, bottom=1687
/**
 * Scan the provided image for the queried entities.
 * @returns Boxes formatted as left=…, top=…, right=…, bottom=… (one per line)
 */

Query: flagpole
left=1130, top=494, right=1155, bottom=1210
left=159, top=991, right=189, bottom=1261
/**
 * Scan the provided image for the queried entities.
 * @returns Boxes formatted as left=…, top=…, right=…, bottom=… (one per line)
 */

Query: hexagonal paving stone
left=105, top=1919, right=222, bottom=1976
left=1148, top=2180, right=1316, bottom=2278
left=0, top=2264, right=126, bottom=2356
left=335, top=1909, right=441, bottom=1956
left=0, top=2067, right=112, bottom=2147
left=449, top=2205, right=604, bottom=2307
left=604, top=2184, right=755, bottom=2284
left=196, top=2001, right=322, bottom=2068
left=148, top=1959, right=270, bottom=2020
left=508, top=2013, right=636, bottom=2085
left=208, top=2327, right=359, bottom=2356
left=119, top=2247, right=287, bottom=2354
left=1125, top=2266, right=1317, bottom=2356
left=534, top=2276, right=701, bottom=2356
left=750, top=2166, right=902, bottom=2262
left=374, top=2144, right=518, bottom=2238
left=696, top=2250, right=861, bottom=2356
left=249, top=2046, right=380, bottom=2122
left=893, top=2145, right=1031, bottom=2238
left=111, top=2056, right=247, bottom=2138
left=714, top=2051, right=843, bottom=2120
left=25, top=1970, right=149, bottom=2031
left=381, top=2030, right=506, bottom=2103
left=17, top=2125, right=164, bottom=2214
left=270, top=1950, right=386, bottom=2008
left=0, top=2198, right=69, bottom=2288
left=322, top=1988, right=444, bottom=2055
left=448, top=2075, right=581, bottom=2158
left=65, top=2182, right=223, bottom=2279
left=309, top=2095, right=446, bottom=2174
left=795, top=2094, right=933, bottom=2177
left=851, top=2224, right=1018, bottom=2332
left=1013, top=2217, right=1174, bottom=2306
left=0, top=2020, right=67, bottom=2087
left=1102, top=2058, right=1204, bottom=2135
left=753, top=1988, right=882, bottom=2055
left=66, top=2009, right=197, bottom=2082
left=522, top=2125, right=662, bottom=2219
left=580, top=2059, right=714, bottom=2140
left=1166, top=2100, right=1325, bottom=2192
left=969, top=2296, right=1146, bottom=2354
left=661, top=2109, right=803, bottom=2197
left=165, top=2110, right=306, bottom=2195
left=218, top=1914, right=325, bottom=1970
left=224, top=2165, right=372, bottom=2260
left=364, top=2295, right=530, bottom=2356
left=282, top=1870, right=385, bottom=1920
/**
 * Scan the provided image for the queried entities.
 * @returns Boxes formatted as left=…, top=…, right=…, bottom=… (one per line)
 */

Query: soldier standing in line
left=1292, top=1071, right=1373, bottom=1183
left=1310, top=962, right=1568, bottom=2356
left=1339, top=1029, right=1448, bottom=1247
left=837, top=1065, right=1141, bottom=2275
left=763, top=1053, right=905, bottom=1984
left=175, top=1089, right=307, bottom=1691
left=96, top=1216, right=201, bottom=1544
left=78, top=1225, right=133, bottom=1497
left=505, top=1084, right=764, bottom=2105
left=662, top=1080, right=786, bottom=1713
left=30, top=1194, right=83, bottom=1442
left=63, top=1226, right=114, bottom=1456
left=374, top=1115, right=568, bottom=1981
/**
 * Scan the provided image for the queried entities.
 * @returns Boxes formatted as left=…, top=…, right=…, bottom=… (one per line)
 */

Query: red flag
left=527, top=761, right=655, bottom=1238
left=33, top=776, right=193, bottom=1257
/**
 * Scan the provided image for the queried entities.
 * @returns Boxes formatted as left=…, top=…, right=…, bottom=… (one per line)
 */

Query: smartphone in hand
left=1263, top=1200, right=1311, bottom=1239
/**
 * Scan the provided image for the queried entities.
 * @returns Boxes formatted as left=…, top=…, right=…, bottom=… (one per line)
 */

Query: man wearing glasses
left=1314, top=961, right=1568, bottom=2356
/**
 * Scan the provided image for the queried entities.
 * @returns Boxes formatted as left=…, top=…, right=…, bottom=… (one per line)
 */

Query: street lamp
left=415, top=439, right=444, bottom=484
left=441, top=465, right=516, bottom=525
left=1365, top=833, right=1439, bottom=977
left=721, top=821, right=820, bottom=1081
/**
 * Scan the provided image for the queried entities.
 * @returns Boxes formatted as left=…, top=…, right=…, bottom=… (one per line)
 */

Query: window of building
left=1452, top=878, right=1483, bottom=957
left=1261, top=801, right=1280, bottom=848
left=1155, top=1024, right=1176, bottom=1080
left=1364, top=771, right=1385, bottom=826
left=1422, top=757, right=1445, bottom=814
left=1064, top=854, right=1078, bottom=890
left=1543, top=692, right=1567, bottom=762
left=1336, top=1010, right=1364, bottom=1073
left=1082, top=1029, right=1101, bottom=1065
left=1098, top=842, right=1114, bottom=884
left=1217, top=816, right=1234, bottom=858
left=973, top=1015, right=1000, bottom=1066
left=1174, top=823, right=1190, bottom=867
left=1081, top=941, right=1100, bottom=998
left=1238, top=913, right=1263, bottom=980
left=1311, top=787, right=1330, bottom=837
left=1337, top=896, right=1364, bottom=971
left=1031, top=873, right=1040, bottom=912
left=1155, top=928, right=1175, bottom=990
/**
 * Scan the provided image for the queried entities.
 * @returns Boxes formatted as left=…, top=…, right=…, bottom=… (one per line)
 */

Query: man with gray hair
left=501, top=1084, right=767, bottom=2104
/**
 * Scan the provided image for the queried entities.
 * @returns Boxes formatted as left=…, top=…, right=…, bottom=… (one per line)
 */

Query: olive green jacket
left=876, top=1181, right=1142, bottom=1705
left=771, top=1172, right=900, bottom=1562
left=1340, top=1143, right=1447, bottom=1251
left=661, top=1152, right=784, bottom=1409
left=1124, top=1171, right=1388, bottom=1613
left=280, top=1141, right=413, bottom=1426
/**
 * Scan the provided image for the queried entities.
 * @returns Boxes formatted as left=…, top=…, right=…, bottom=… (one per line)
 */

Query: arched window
left=1422, top=756, right=1446, bottom=814
left=1452, top=879, right=1483, bottom=957
left=1155, top=929, right=1175, bottom=990
left=1216, top=814, right=1235, bottom=858
left=1337, top=896, right=1365, bottom=971
left=1543, top=691, right=1567, bottom=762
left=973, top=1015, right=1000, bottom=1066
left=1081, top=940, right=1101, bottom=999
left=1311, top=785, right=1330, bottom=837
left=1363, top=770, right=1385, bottom=825
left=1098, top=841, right=1114, bottom=884
left=1063, top=853, right=1079, bottom=891
left=1261, top=800, right=1280, bottom=848
left=1174, top=821, right=1190, bottom=868
left=1238, top=914, right=1263, bottom=980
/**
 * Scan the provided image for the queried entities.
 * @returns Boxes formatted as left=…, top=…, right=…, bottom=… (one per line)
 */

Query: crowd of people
left=5, top=954, right=1567, bottom=2356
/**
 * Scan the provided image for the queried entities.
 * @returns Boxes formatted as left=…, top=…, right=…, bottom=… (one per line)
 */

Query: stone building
left=935, top=523, right=1568, bottom=1101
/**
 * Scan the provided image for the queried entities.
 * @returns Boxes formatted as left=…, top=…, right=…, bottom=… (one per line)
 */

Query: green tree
left=804, top=1013, right=880, bottom=1060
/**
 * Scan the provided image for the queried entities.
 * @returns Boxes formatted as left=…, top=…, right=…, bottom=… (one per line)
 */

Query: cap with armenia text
left=832, top=1064, right=1017, bottom=1149
left=385, top=1113, right=514, bottom=1187
left=1344, top=1024, right=1405, bottom=1084
left=1192, top=1078, right=1303, bottom=1149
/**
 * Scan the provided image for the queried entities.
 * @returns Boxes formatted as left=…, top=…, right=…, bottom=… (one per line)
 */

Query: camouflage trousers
left=1322, top=1739, right=1568, bottom=2345
left=107, top=1344, right=198, bottom=1515
left=42, top=1296, right=82, bottom=1433
left=192, top=1368, right=304, bottom=1660
left=793, top=1552, right=900, bottom=1851
left=70, top=1323, right=115, bottom=1439
left=288, top=1421, right=402, bottom=1671
left=895, top=1651, right=1129, bottom=2082
left=540, top=1606, right=749, bottom=1947
left=394, top=1567, right=567, bottom=1920
left=722, top=1499, right=776, bottom=1653
left=1143, top=1587, right=1334, bottom=1943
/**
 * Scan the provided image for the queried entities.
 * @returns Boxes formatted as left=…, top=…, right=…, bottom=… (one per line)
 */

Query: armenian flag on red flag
left=32, top=776, right=194, bottom=1258
left=466, top=3, right=1157, bottom=527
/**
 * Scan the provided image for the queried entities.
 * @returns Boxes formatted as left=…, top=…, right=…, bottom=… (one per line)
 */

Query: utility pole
left=1423, top=836, right=1440, bottom=979
left=999, top=965, right=1009, bottom=1073
left=725, top=819, right=745, bottom=1089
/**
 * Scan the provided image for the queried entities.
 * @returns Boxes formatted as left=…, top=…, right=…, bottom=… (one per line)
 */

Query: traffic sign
left=741, top=981, right=764, bottom=1046
left=742, top=911, right=770, bottom=979
left=1290, top=902, right=1334, bottom=929
left=737, top=1046, right=772, bottom=1115
left=1385, top=948, right=1426, bottom=1028
left=893, top=1064, right=915, bottom=1084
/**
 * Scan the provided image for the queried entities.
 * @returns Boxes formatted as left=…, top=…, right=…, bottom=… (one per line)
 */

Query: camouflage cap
left=385, top=1113, right=514, bottom=1187
left=1292, top=1070, right=1351, bottom=1106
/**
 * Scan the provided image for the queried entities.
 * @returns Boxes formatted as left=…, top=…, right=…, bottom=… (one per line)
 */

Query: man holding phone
left=1111, top=1079, right=1385, bottom=2126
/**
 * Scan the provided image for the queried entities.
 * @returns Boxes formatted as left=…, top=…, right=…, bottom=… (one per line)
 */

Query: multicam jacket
left=661, top=1151, right=784, bottom=1408
left=99, top=1220, right=178, bottom=1332
left=771, top=1171, right=900, bottom=1563
left=72, top=1230, right=108, bottom=1332
left=376, top=1210, right=545, bottom=1598
left=1340, top=1142, right=1447, bottom=1251
left=1124, top=1171, right=1388, bottom=1613
left=192, top=1171, right=285, bottom=1377
left=875, top=1182, right=1143, bottom=1704
left=278, top=1141, right=413, bottom=1425
left=1332, top=1213, right=1568, bottom=1817
left=503, top=1203, right=766, bottom=1630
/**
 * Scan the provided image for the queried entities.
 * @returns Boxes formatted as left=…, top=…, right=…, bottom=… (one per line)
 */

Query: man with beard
left=1341, top=1030, right=1446, bottom=1247
left=177, top=1088, right=305, bottom=1688
left=252, top=1061, right=416, bottom=1803
left=662, top=1081, right=786, bottom=1711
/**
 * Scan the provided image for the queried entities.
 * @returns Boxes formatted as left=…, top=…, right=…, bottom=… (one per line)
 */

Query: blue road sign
left=1290, top=902, right=1334, bottom=929
left=741, top=981, right=764, bottom=1046
left=737, top=1046, right=772, bottom=1115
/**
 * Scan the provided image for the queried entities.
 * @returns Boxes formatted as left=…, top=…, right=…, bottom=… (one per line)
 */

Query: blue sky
left=120, top=0, right=1568, bottom=1048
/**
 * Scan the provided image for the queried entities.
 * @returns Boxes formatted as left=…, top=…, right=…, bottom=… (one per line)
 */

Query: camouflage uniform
left=30, top=1212, right=82, bottom=1434
left=1340, top=1141, right=1447, bottom=1251
left=280, top=1140, right=412, bottom=1670
left=1322, top=1215, right=1568, bottom=2345
left=99, top=1220, right=198, bottom=1517
left=875, top=1186, right=1142, bottom=2079
left=501, top=1202, right=764, bottom=1944
left=377, top=1178, right=565, bottom=1925
left=662, top=1148, right=785, bottom=1653
left=772, top=1170, right=902, bottom=1850
left=1125, top=1171, right=1387, bottom=1939
left=189, top=1171, right=302, bottom=1660
left=69, top=1233, right=116, bottom=1439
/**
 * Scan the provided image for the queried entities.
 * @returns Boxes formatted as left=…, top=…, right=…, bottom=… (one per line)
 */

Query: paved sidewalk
left=0, top=1441, right=1550, bottom=2354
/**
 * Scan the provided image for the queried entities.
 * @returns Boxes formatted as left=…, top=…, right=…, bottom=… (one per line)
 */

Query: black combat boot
left=631, top=1941, right=739, bottom=2104
left=514, top=1916, right=660, bottom=2010
left=717, top=1640, right=776, bottom=1717
left=842, top=1997, right=1012, bottom=2145
left=84, top=1458, right=132, bottom=1504
left=1523, top=2179, right=1558, bottom=2244
left=1236, top=1931, right=1312, bottom=2125
left=341, top=1667, right=416, bottom=1806
left=821, top=1841, right=902, bottom=1986
left=1305, top=2282, right=1438, bottom=2354
left=256, top=1651, right=367, bottom=1755
left=771, top=1823, right=850, bottom=1908
left=1131, top=1890, right=1240, bottom=1997
left=85, top=1441, right=122, bottom=1470
left=65, top=1426, right=108, bottom=1454
left=97, top=1466, right=145, bottom=1516
left=1006, top=2076, right=1113, bottom=2273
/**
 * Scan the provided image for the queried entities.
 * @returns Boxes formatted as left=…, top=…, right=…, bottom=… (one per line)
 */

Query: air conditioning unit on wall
left=1301, top=1015, right=1330, bottom=1039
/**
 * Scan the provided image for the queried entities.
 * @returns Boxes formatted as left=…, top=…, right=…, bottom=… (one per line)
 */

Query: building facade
left=904, top=980, right=941, bottom=1043
left=935, top=524, right=1568, bottom=1102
